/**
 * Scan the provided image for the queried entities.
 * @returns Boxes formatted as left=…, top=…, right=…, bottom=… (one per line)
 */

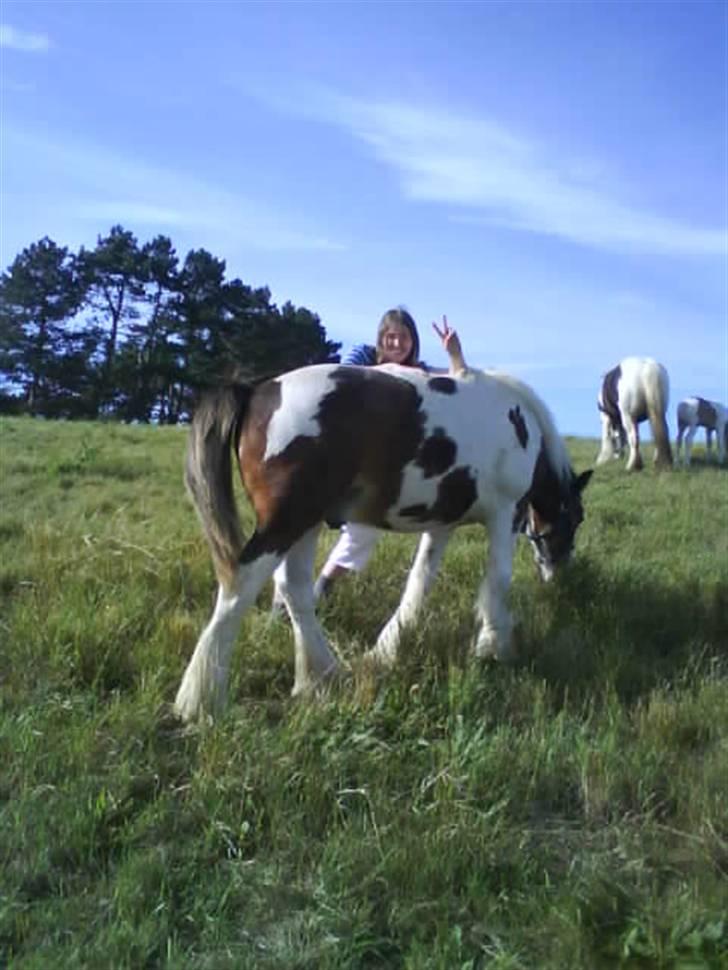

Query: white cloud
left=4, top=127, right=346, bottom=254
left=0, top=24, right=50, bottom=52
left=0, top=78, right=35, bottom=93
left=77, top=202, right=190, bottom=227
left=258, top=87, right=727, bottom=259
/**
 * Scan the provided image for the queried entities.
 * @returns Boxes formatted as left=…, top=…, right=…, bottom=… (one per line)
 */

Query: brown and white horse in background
left=676, top=396, right=727, bottom=466
left=175, top=363, right=592, bottom=722
left=596, top=356, right=673, bottom=471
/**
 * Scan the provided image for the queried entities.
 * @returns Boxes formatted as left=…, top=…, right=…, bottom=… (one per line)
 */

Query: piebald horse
left=676, top=397, right=727, bottom=466
left=597, top=356, right=673, bottom=471
left=176, top=364, right=592, bottom=722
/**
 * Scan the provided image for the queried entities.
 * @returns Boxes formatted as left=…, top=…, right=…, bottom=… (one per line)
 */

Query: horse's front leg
left=596, top=412, right=617, bottom=464
left=684, top=424, right=697, bottom=466
left=276, top=525, right=343, bottom=696
left=473, top=507, right=517, bottom=662
left=369, top=528, right=451, bottom=666
left=624, top=415, right=643, bottom=471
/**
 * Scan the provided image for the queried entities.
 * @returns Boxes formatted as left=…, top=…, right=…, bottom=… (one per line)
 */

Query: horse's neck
left=696, top=398, right=718, bottom=428
left=527, top=444, right=564, bottom=518
left=601, top=369, right=622, bottom=426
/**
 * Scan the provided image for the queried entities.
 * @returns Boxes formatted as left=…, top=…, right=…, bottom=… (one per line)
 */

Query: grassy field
left=1, top=415, right=727, bottom=969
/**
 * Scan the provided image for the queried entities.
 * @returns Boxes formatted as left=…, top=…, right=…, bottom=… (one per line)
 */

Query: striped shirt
left=344, top=344, right=377, bottom=366
left=343, top=343, right=431, bottom=370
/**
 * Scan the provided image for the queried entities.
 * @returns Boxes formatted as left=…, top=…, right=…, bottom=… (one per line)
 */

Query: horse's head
left=607, top=421, right=627, bottom=456
left=523, top=469, right=592, bottom=581
left=597, top=402, right=626, bottom=456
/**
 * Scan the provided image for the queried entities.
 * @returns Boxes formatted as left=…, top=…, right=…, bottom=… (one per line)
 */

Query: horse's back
left=239, top=363, right=559, bottom=534
left=616, top=357, right=669, bottom=416
left=678, top=396, right=726, bottom=430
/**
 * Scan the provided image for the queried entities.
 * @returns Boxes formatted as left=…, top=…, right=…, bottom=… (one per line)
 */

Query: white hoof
left=291, top=659, right=344, bottom=698
left=472, top=630, right=515, bottom=663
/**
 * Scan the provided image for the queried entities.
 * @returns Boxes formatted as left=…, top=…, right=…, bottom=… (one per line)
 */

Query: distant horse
left=596, top=357, right=673, bottom=471
left=175, top=364, right=592, bottom=722
left=676, top=397, right=727, bottom=466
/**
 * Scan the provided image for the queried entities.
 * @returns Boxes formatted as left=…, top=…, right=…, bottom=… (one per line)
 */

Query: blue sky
left=2, top=0, right=726, bottom=437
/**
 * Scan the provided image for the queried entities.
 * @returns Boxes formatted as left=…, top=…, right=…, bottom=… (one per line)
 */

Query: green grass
left=1, top=417, right=726, bottom=969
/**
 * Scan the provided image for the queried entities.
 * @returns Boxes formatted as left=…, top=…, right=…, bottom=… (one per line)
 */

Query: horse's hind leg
left=276, top=525, right=342, bottom=695
left=715, top=422, right=728, bottom=465
left=684, top=425, right=697, bottom=466
left=175, top=551, right=280, bottom=722
left=473, top=509, right=517, bottom=661
left=624, top=415, right=643, bottom=471
left=369, top=529, right=451, bottom=666
left=652, top=416, right=673, bottom=469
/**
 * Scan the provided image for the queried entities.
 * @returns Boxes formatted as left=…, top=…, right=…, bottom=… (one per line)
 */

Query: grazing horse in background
left=676, top=397, right=727, bottom=466
left=596, top=356, right=673, bottom=471
left=176, top=363, right=592, bottom=723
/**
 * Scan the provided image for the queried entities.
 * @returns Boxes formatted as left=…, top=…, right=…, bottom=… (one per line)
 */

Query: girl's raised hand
left=432, top=315, right=467, bottom=375
left=432, top=314, right=455, bottom=347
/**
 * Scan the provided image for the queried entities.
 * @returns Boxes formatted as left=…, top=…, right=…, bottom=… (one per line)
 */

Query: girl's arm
left=432, top=316, right=468, bottom=376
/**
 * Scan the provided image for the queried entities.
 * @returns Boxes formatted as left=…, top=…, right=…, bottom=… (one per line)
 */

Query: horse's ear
left=574, top=469, right=593, bottom=493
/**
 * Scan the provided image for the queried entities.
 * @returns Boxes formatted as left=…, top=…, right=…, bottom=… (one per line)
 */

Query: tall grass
left=1, top=417, right=726, bottom=969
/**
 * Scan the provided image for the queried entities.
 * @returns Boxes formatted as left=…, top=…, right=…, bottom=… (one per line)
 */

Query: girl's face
left=379, top=324, right=414, bottom=364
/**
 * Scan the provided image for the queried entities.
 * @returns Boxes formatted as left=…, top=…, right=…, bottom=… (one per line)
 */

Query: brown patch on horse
left=323, top=369, right=425, bottom=523
left=428, top=376, right=458, bottom=395
left=696, top=397, right=717, bottom=429
left=430, top=466, right=477, bottom=522
left=238, top=368, right=426, bottom=557
left=400, top=465, right=477, bottom=524
left=416, top=428, right=457, bottom=477
left=508, top=405, right=529, bottom=449
left=238, top=379, right=284, bottom=528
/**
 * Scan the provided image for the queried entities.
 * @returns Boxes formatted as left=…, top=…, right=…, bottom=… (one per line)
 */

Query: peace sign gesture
left=432, top=315, right=467, bottom=375
left=432, top=314, right=456, bottom=347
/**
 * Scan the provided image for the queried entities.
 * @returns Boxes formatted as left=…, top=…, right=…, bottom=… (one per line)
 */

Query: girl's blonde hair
left=375, top=307, right=420, bottom=365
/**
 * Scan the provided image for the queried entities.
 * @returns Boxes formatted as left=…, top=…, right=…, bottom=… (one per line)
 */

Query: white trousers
left=320, top=522, right=380, bottom=576
left=271, top=522, right=380, bottom=608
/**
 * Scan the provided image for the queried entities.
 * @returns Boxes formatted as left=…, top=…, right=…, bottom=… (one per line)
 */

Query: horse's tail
left=645, top=363, right=673, bottom=467
left=185, top=384, right=254, bottom=591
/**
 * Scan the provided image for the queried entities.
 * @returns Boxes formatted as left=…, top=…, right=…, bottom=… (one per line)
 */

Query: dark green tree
left=0, top=237, right=88, bottom=414
left=163, top=248, right=230, bottom=422
left=216, top=287, right=340, bottom=379
left=77, top=225, right=146, bottom=412
left=113, top=235, right=181, bottom=422
left=1, top=227, right=341, bottom=420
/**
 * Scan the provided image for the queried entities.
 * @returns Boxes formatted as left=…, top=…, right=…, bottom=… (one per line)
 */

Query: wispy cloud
left=0, top=23, right=50, bottom=52
left=76, top=202, right=191, bottom=228
left=256, top=86, right=726, bottom=259
left=5, top=126, right=346, bottom=254
left=0, top=78, right=36, bottom=93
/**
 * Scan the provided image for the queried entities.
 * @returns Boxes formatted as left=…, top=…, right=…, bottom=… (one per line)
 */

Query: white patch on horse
left=263, top=368, right=324, bottom=461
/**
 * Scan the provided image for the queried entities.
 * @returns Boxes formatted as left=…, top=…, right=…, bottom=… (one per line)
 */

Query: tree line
left=0, top=225, right=341, bottom=422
